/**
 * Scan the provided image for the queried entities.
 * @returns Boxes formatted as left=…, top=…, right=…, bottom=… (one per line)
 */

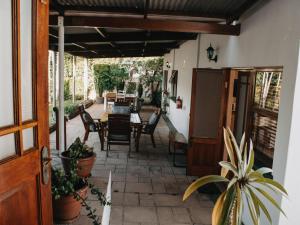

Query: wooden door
left=0, top=1, right=52, bottom=225
left=187, top=69, right=229, bottom=176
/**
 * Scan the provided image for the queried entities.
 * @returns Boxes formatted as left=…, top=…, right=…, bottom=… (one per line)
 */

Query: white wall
left=163, top=37, right=199, bottom=139
left=164, top=0, right=300, bottom=224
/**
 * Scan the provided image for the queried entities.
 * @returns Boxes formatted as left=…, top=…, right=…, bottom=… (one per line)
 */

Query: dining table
left=98, top=110, right=143, bottom=152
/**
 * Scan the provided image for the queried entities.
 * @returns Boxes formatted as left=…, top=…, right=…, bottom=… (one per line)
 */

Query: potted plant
left=61, top=137, right=96, bottom=178
left=183, top=128, right=287, bottom=225
left=52, top=161, right=109, bottom=224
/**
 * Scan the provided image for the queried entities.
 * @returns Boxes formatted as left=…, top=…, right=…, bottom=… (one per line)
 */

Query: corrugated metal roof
left=56, top=0, right=250, bottom=18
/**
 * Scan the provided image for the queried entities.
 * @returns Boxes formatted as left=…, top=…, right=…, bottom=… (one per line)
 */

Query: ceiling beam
left=49, top=42, right=180, bottom=52
left=144, top=0, right=150, bottom=19
left=49, top=31, right=198, bottom=44
left=71, top=51, right=166, bottom=58
left=49, top=16, right=240, bottom=35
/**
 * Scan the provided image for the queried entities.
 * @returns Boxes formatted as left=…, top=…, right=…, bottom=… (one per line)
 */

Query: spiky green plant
left=183, top=128, right=287, bottom=225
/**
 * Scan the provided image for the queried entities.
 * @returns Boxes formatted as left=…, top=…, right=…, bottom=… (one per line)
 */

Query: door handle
left=41, top=146, right=51, bottom=185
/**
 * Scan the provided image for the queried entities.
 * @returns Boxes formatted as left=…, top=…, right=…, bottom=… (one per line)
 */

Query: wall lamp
left=166, top=61, right=171, bottom=69
left=206, top=43, right=218, bottom=63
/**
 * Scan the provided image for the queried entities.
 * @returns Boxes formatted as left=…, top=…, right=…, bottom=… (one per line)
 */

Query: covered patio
left=2, top=0, right=300, bottom=225
left=51, top=104, right=213, bottom=225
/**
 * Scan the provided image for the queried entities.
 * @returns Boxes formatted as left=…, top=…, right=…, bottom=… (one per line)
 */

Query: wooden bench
left=169, top=131, right=188, bottom=167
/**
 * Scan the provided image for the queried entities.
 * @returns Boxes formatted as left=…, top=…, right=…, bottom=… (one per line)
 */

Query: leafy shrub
left=64, top=80, right=72, bottom=100
left=126, top=82, right=137, bottom=94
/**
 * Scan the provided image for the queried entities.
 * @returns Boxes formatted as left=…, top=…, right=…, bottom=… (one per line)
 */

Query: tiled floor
left=51, top=104, right=214, bottom=225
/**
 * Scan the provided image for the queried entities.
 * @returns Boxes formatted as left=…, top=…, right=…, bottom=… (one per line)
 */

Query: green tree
left=140, top=58, right=163, bottom=106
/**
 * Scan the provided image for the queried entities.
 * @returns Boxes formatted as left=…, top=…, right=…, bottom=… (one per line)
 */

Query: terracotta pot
left=53, top=185, right=88, bottom=224
left=61, top=152, right=96, bottom=178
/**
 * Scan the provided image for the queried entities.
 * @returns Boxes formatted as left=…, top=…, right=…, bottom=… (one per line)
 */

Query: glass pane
left=0, top=0, right=14, bottom=127
left=20, top=0, right=33, bottom=121
left=23, top=127, right=35, bottom=151
left=0, top=133, right=16, bottom=160
left=192, top=70, right=224, bottom=138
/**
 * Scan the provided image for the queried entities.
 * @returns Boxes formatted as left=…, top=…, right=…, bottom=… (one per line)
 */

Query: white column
left=52, top=51, right=57, bottom=107
left=72, top=56, right=76, bottom=103
left=83, top=58, right=88, bottom=100
left=58, top=16, right=65, bottom=152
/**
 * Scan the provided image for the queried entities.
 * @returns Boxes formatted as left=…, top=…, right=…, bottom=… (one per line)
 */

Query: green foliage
left=64, top=80, right=72, bottom=100
left=126, top=82, right=137, bottom=94
left=94, top=64, right=129, bottom=94
left=183, top=128, right=287, bottom=225
left=110, top=64, right=128, bottom=91
left=139, top=58, right=163, bottom=106
left=64, top=103, right=78, bottom=116
left=67, top=137, right=93, bottom=159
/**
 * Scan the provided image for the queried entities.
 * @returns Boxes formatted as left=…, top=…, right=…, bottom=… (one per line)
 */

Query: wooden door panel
left=0, top=177, right=40, bottom=225
left=187, top=69, right=229, bottom=176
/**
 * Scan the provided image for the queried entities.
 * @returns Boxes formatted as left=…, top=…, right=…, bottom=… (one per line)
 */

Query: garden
left=48, top=53, right=164, bottom=129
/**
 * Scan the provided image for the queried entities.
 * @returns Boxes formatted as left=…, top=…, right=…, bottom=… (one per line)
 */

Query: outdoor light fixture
left=206, top=43, right=218, bottom=62
left=166, top=61, right=171, bottom=69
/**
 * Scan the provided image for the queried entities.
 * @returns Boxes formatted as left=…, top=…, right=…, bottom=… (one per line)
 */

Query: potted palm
left=52, top=161, right=109, bottom=224
left=94, top=64, right=110, bottom=104
left=183, top=128, right=287, bottom=225
left=61, top=137, right=96, bottom=178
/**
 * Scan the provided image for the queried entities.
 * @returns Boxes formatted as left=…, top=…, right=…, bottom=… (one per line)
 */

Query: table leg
left=100, top=122, right=105, bottom=151
left=135, top=125, right=142, bottom=152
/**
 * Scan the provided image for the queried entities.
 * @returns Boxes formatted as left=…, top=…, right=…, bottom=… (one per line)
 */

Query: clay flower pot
left=52, top=185, right=88, bottom=224
left=61, top=151, right=96, bottom=178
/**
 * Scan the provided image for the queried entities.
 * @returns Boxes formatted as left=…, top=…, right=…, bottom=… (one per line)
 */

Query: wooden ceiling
left=49, top=0, right=265, bottom=58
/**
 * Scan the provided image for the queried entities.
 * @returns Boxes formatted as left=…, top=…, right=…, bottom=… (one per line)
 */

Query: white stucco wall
left=163, top=37, right=199, bottom=139
left=164, top=0, right=300, bottom=224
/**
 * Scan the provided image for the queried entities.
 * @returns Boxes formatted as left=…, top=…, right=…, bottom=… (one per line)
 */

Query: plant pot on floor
left=96, top=96, right=104, bottom=104
left=61, top=151, right=96, bottom=178
left=52, top=184, right=88, bottom=224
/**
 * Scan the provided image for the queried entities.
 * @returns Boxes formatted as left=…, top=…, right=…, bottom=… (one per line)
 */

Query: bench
left=169, top=131, right=188, bottom=167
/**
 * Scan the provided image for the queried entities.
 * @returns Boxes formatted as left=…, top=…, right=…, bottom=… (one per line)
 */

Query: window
left=169, top=70, right=178, bottom=101
left=251, top=69, right=282, bottom=167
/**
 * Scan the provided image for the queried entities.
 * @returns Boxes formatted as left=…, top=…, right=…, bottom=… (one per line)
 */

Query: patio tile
left=126, top=182, right=153, bottom=193
left=110, top=206, right=124, bottom=224
left=51, top=104, right=214, bottom=225
left=124, top=206, right=157, bottom=223
left=124, top=193, right=139, bottom=206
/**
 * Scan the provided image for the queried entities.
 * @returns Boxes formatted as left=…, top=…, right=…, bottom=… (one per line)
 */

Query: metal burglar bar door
left=0, top=1, right=52, bottom=225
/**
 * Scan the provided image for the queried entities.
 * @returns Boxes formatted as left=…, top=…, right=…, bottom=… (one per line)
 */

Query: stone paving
left=51, top=104, right=214, bottom=225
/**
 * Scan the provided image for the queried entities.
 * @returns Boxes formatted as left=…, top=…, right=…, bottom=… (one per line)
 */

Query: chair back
left=115, top=99, right=130, bottom=106
left=79, top=105, right=96, bottom=131
left=106, top=92, right=117, bottom=102
left=108, top=114, right=131, bottom=137
left=145, top=108, right=162, bottom=134
left=112, top=105, right=130, bottom=114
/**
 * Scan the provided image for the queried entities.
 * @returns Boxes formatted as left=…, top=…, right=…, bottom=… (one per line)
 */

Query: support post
left=84, top=58, right=88, bottom=100
left=52, top=51, right=57, bottom=107
left=58, top=16, right=65, bottom=152
left=72, top=56, right=76, bottom=103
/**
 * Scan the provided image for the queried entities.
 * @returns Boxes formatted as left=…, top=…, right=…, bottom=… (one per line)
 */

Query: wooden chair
left=107, top=114, right=131, bottom=156
left=115, top=99, right=130, bottom=106
left=79, top=105, right=102, bottom=146
left=141, top=108, right=161, bottom=148
left=106, top=92, right=117, bottom=111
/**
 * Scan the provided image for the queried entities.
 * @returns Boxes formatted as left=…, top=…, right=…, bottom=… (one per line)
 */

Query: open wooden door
left=234, top=70, right=255, bottom=142
left=0, top=1, right=52, bottom=225
left=187, top=68, right=229, bottom=176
